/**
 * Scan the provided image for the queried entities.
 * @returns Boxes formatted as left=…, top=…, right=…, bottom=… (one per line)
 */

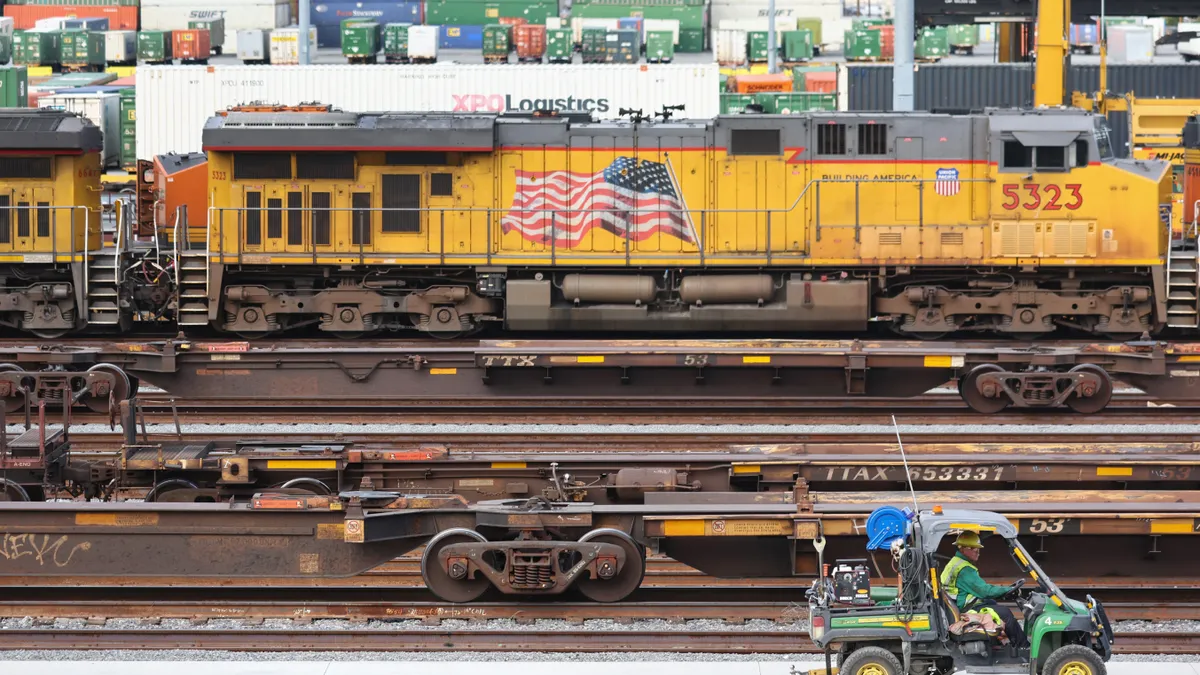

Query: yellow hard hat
left=954, top=531, right=984, bottom=549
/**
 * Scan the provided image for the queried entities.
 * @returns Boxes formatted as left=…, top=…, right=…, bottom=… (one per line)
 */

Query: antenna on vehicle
left=892, top=414, right=921, bottom=519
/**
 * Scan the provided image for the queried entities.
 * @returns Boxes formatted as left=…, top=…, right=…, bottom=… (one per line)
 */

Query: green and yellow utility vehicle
left=806, top=507, right=1114, bottom=675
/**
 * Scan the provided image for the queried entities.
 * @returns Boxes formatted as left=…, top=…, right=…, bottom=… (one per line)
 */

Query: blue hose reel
left=866, top=505, right=915, bottom=550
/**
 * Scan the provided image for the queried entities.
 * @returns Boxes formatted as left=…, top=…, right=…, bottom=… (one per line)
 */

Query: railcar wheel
left=575, top=530, right=645, bottom=603
left=1064, top=364, right=1113, bottom=415
left=29, top=329, right=70, bottom=339
left=82, top=364, right=133, bottom=414
left=0, top=478, right=30, bottom=501
left=277, top=478, right=333, bottom=495
left=959, top=364, right=1011, bottom=414
left=0, top=363, right=27, bottom=413
left=144, top=478, right=200, bottom=502
left=421, top=528, right=490, bottom=603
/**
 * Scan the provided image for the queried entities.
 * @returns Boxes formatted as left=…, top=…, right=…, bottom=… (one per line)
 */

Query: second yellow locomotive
left=196, top=106, right=1170, bottom=338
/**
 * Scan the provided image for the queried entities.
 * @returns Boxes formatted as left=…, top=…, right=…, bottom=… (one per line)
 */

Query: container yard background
left=0, top=0, right=1194, bottom=167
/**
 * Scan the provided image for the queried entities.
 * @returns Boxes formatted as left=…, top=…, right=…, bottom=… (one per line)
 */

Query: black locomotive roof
left=0, top=109, right=103, bottom=152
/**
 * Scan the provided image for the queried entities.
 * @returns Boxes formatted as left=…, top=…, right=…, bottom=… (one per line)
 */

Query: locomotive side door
left=895, top=136, right=923, bottom=224
left=31, top=186, right=54, bottom=254
left=0, top=186, right=11, bottom=253
left=262, top=184, right=288, bottom=254
left=239, top=185, right=265, bottom=253
left=281, top=185, right=306, bottom=254
left=12, top=186, right=33, bottom=253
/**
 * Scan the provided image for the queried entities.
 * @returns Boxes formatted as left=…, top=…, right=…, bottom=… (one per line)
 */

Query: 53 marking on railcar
left=1000, top=184, right=1083, bottom=211
left=680, top=355, right=709, bottom=366
left=1019, top=518, right=1080, bottom=535
left=1151, top=467, right=1193, bottom=480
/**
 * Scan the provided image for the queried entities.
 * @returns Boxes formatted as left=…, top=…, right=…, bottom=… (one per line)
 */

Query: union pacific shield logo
left=934, top=168, right=960, bottom=197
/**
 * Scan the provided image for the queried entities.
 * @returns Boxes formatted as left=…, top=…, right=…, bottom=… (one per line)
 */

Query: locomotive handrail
left=113, top=199, right=124, bottom=286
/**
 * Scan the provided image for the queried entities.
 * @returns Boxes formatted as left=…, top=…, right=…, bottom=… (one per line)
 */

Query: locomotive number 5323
left=999, top=183, right=1084, bottom=211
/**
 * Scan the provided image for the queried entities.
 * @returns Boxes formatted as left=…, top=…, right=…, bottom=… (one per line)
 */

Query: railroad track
left=0, top=628, right=1193, bottom=654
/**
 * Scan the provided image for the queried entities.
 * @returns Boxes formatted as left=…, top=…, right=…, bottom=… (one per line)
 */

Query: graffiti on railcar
left=0, top=534, right=91, bottom=567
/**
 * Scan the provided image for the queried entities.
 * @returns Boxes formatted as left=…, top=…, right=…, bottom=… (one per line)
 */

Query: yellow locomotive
left=0, top=109, right=103, bottom=337
left=196, top=106, right=1171, bottom=338
left=0, top=106, right=1176, bottom=338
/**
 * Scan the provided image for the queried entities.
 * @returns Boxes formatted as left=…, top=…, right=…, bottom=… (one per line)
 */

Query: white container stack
left=141, top=0, right=291, bottom=53
left=38, top=93, right=120, bottom=167
left=0, top=17, right=14, bottom=38
left=237, top=29, right=271, bottom=65
left=136, top=64, right=721, bottom=159
left=269, top=26, right=318, bottom=65
left=1108, top=25, right=1155, bottom=63
left=104, top=31, right=137, bottom=65
left=408, top=25, right=440, bottom=62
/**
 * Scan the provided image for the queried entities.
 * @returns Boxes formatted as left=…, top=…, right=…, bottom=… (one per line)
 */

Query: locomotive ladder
left=176, top=251, right=211, bottom=326
left=1166, top=243, right=1200, bottom=329
left=85, top=248, right=122, bottom=325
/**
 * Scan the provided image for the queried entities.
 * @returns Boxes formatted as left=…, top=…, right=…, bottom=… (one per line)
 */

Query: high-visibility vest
left=940, top=556, right=979, bottom=609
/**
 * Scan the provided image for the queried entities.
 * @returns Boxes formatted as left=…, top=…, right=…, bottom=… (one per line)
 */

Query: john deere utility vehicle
left=807, top=507, right=1114, bottom=675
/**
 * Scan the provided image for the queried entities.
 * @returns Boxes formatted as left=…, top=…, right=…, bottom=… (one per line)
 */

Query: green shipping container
left=570, top=0, right=705, bottom=31
left=916, top=26, right=948, bottom=60
left=719, top=94, right=756, bottom=114
left=342, top=20, right=381, bottom=62
left=746, top=31, right=769, bottom=63
left=546, top=28, right=572, bottom=63
left=482, top=24, right=512, bottom=59
left=603, top=29, right=639, bottom=63
left=188, top=18, right=225, bottom=54
left=0, top=66, right=29, bottom=108
left=843, top=29, right=882, bottom=60
left=581, top=27, right=606, bottom=63
left=383, top=23, right=410, bottom=62
left=677, top=27, right=704, bottom=52
left=756, top=92, right=835, bottom=114
left=645, top=30, right=673, bottom=62
left=14, top=30, right=60, bottom=68
left=0, top=36, right=11, bottom=65
left=138, top=30, right=172, bottom=62
left=946, top=24, right=978, bottom=48
left=796, top=18, right=822, bottom=50
left=780, top=29, right=812, bottom=62
left=60, top=30, right=106, bottom=68
left=119, top=88, right=135, bottom=170
left=425, top=0, right=557, bottom=27
left=852, top=18, right=891, bottom=31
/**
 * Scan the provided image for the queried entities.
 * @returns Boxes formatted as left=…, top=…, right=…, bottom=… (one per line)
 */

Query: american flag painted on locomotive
left=934, top=168, right=960, bottom=197
left=501, top=157, right=697, bottom=247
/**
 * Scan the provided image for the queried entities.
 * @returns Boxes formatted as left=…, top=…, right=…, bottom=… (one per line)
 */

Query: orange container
left=804, top=71, right=837, bottom=93
left=870, top=25, right=895, bottom=59
left=514, top=24, right=546, bottom=59
left=4, top=5, right=138, bottom=30
left=173, top=29, right=211, bottom=62
left=111, top=75, right=136, bottom=87
left=498, top=17, right=527, bottom=27
left=731, top=73, right=793, bottom=94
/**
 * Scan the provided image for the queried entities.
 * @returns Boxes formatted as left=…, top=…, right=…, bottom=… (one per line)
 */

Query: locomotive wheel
left=82, top=364, right=133, bottom=414
left=959, top=364, right=1011, bottom=414
left=29, top=329, right=70, bottom=339
left=0, top=363, right=27, bottom=413
left=421, top=529, right=490, bottom=603
left=575, top=530, right=645, bottom=603
left=1064, top=364, right=1113, bottom=415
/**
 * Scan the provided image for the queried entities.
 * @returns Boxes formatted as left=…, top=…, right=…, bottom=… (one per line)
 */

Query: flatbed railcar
left=0, top=105, right=1178, bottom=340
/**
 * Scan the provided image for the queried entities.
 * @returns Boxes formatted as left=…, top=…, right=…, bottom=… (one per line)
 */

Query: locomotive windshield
left=1094, top=116, right=1116, bottom=161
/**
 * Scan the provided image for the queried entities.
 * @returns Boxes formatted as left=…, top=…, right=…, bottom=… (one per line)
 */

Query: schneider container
left=138, top=30, right=173, bottom=64
left=188, top=18, right=226, bottom=55
left=383, top=23, right=411, bottom=63
left=173, top=28, right=211, bottom=64
left=236, top=28, right=270, bottom=64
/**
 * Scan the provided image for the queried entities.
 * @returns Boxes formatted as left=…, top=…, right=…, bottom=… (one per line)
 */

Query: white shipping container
left=270, top=27, right=318, bottom=65
left=408, top=25, right=439, bottom=61
left=546, top=17, right=563, bottom=31
left=1109, top=25, right=1155, bottom=63
left=713, top=29, right=747, bottom=65
left=105, top=31, right=137, bottom=64
left=141, top=1, right=290, bottom=53
left=39, top=93, right=120, bottom=167
left=237, top=29, right=271, bottom=64
left=643, top=19, right=680, bottom=46
left=0, top=18, right=14, bottom=39
left=712, top=0, right=842, bottom=42
left=572, top=18, right=619, bottom=46
left=34, top=18, right=65, bottom=31
left=137, top=64, right=720, bottom=159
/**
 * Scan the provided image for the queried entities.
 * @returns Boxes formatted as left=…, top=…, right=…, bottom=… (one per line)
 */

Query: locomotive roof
left=0, top=109, right=103, bottom=152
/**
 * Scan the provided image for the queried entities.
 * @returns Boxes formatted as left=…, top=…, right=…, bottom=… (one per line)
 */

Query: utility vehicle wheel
left=1042, top=644, right=1106, bottom=675
left=839, top=646, right=903, bottom=675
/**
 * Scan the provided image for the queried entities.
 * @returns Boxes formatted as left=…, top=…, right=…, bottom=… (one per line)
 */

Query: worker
left=940, top=531, right=1029, bottom=648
